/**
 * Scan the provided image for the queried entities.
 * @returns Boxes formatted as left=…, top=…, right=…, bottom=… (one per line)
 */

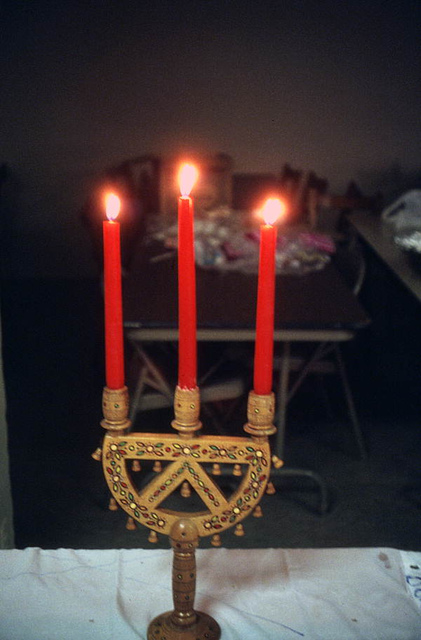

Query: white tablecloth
left=0, top=547, right=420, bottom=639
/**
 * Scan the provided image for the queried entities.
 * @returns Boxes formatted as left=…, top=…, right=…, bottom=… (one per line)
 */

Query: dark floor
left=2, top=274, right=421, bottom=551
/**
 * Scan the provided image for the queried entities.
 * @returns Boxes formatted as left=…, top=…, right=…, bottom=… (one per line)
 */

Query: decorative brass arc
left=102, top=432, right=271, bottom=538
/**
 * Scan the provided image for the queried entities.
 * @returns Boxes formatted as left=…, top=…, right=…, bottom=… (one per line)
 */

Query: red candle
left=177, top=164, right=198, bottom=389
left=253, top=198, right=284, bottom=395
left=103, top=193, right=125, bottom=389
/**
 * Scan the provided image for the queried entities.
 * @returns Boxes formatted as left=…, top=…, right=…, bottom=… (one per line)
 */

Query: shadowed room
left=1, top=2, right=421, bottom=638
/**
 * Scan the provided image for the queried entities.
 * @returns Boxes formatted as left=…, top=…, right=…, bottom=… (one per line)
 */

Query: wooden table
left=124, top=241, right=369, bottom=340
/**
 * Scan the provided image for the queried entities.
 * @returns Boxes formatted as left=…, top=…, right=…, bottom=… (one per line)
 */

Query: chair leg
left=275, top=342, right=291, bottom=459
left=201, top=403, right=226, bottom=435
left=128, top=343, right=174, bottom=420
left=333, top=345, right=367, bottom=459
left=287, top=342, right=331, bottom=403
left=316, top=372, right=335, bottom=421
left=272, top=467, right=330, bottom=515
left=129, top=363, right=148, bottom=421
left=276, top=341, right=331, bottom=452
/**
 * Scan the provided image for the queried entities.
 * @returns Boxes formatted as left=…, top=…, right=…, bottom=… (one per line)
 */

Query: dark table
left=124, top=241, right=369, bottom=341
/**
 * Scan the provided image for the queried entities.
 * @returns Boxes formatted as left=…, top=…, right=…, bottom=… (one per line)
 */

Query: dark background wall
left=1, top=0, right=420, bottom=277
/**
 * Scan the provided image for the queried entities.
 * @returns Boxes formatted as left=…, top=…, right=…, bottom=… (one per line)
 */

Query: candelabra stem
left=170, top=519, right=198, bottom=628
left=147, top=519, right=220, bottom=640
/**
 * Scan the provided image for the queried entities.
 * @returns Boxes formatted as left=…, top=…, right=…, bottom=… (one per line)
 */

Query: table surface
left=1, top=546, right=420, bottom=640
left=123, top=241, right=370, bottom=342
left=349, top=211, right=421, bottom=304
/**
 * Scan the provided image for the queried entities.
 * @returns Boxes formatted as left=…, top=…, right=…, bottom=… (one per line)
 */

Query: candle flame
left=105, top=193, right=120, bottom=221
left=179, top=163, right=198, bottom=197
left=259, top=198, right=285, bottom=226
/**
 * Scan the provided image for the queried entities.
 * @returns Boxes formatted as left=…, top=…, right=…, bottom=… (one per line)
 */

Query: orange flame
left=105, top=193, right=120, bottom=221
left=259, top=198, right=285, bottom=226
left=178, top=163, right=198, bottom=197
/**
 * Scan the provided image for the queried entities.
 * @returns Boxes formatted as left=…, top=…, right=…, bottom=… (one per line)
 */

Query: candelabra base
left=147, top=611, right=221, bottom=640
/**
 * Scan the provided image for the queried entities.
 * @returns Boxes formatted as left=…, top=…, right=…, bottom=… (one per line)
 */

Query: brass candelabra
left=97, top=383, right=279, bottom=640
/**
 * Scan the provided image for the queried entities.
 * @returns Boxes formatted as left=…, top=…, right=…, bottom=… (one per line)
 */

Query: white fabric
left=0, top=547, right=420, bottom=639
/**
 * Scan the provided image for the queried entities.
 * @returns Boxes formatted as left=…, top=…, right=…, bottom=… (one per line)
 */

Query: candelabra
left=97, top=383, right=279, bottom=640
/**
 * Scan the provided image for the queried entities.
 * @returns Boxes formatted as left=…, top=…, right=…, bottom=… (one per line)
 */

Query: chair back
left=232, top=172, right=279, bottom=211
left=278, top=165, right=329, bottom=226
left=278, top=164, right=306, bottom=223
left=80, top=155, right=160, bottom=271
left=158, top=153, right=233, bottom=217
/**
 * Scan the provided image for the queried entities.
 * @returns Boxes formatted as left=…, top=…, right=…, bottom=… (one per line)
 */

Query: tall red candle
left=177, top=164, right=198, bottom=389
left=253, top=198, right=284, bottom=395
left=103, top=193, right=125, bottom=389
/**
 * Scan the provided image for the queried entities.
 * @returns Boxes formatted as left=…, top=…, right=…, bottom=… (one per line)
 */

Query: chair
left=273, top=222, right=368, bottom=461
left=278, top=164, right=312, bottom=224
left=304, top=172, right=329, bottom=229
left=231, top=172, right=280, bottom=211
left=80, top=155, right=160, bottom=272
left=307, top=181, right=383, bottom=236
left=158, top=152, right=234, bottom=217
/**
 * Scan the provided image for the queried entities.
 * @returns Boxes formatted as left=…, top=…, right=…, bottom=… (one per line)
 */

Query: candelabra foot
left=147, top=610, right=221, bottom=640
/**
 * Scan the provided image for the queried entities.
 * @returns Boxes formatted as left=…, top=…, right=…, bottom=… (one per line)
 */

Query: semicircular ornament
left=102, top=433, right=271, bottom=537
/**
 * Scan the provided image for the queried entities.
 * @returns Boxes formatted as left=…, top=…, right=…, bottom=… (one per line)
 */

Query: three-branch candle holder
left=99, top=384, right=277, bottom=640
